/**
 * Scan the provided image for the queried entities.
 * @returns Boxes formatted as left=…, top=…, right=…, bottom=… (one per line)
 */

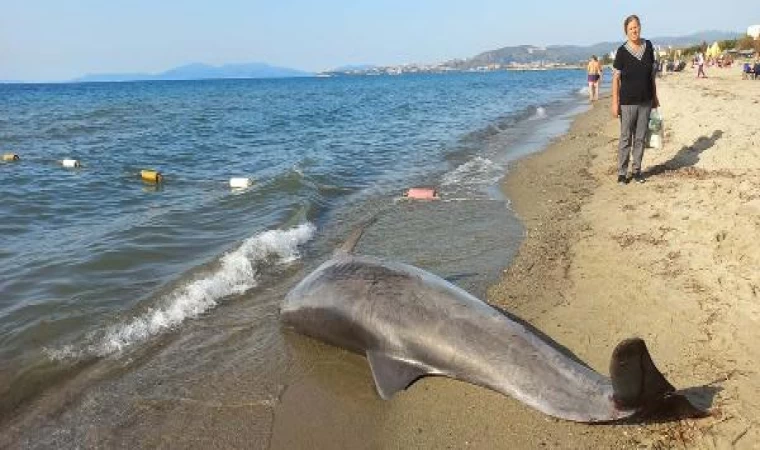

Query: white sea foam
left=577, top=86, right=590, bottom=96
left=441, top=156, right=503, bottom=188
left=529, top=106, right=547, bottom=120
left=47, top=223, right=316, bottom=360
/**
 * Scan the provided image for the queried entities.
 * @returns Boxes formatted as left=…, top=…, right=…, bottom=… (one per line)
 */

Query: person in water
left=611, top=14, right=659, bottom=185
left=586, top=55, right=602, bottom=101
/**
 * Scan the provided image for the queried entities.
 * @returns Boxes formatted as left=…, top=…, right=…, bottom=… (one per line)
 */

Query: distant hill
left=73, top=62, right=313, bottom=83
left=449, top=30, right=742, bottom=68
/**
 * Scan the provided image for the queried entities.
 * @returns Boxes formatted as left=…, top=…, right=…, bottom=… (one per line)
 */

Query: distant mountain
left=73, top=62, right=313, bottom=83
left=450, top=30, right=742, bottom=69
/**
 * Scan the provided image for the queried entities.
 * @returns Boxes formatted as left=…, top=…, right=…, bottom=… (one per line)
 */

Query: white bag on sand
left=646, top=109, right=663, bottom=149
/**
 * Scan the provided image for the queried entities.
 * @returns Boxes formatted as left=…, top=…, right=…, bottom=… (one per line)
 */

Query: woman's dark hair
left=623, top=15, right=640, bottom=32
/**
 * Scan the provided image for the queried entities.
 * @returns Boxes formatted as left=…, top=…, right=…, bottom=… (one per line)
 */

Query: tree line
left=681, top=36, right=760, bottom=57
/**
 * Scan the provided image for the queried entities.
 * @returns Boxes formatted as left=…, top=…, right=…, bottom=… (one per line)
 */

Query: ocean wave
left=529, top=106, right=547, bottom=120
left=46, top=222, right=316, bottom=360
left=440, top=156, right=503, bottom=188
left=577, top=86, right=590, bottom=96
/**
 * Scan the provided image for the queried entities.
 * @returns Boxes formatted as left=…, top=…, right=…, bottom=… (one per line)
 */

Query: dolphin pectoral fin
left=366, top=351, right=429, bottom=400
left=333, top=217, right=378, bottom=257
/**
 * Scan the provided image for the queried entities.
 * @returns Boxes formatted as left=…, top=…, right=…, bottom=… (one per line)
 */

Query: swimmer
left=587, top=55, right=602, bottom=101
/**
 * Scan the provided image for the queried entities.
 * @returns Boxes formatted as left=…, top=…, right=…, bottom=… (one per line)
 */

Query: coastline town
left=324, top=25, right=760, bottom=77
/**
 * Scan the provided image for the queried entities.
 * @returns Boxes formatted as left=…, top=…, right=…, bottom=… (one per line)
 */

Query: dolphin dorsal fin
left=366, top=351, right=429, bottom=399
left=334, top=217, right=377, bottom=257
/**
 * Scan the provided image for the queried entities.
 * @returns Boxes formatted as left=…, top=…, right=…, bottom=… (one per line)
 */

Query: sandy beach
left=275, top=66, right=760, bottom=449
left=504, top=66, right=760, bottom=449
left=488, top=66, right=760, bottom=449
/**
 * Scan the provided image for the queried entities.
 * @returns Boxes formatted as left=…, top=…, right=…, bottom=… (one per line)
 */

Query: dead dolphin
left=280, top=225, right=703, bottom=422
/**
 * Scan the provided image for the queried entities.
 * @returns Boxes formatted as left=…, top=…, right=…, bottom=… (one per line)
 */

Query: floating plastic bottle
left=140, top=170, right=163, bottom=183
left=61, top=159, right=81, bottom=168
left=229, top=177, right=254, bottom=189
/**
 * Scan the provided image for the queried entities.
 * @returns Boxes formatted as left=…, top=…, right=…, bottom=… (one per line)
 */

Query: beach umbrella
left=708, top=42, right=722, bottom=58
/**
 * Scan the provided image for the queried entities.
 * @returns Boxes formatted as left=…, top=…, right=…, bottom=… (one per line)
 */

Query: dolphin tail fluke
left=610, top=338, right=674, bottom=408
left=609, top=338, right=707, bottom=418
left=367, top=351, right=429, bottom=399
left=334, top=217, right=378, bottom=257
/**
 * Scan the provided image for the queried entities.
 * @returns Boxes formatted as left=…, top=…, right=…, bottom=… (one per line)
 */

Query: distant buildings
left=748, top=25, right=760, bottom=39
left=321, top=60, right=579, bottom=77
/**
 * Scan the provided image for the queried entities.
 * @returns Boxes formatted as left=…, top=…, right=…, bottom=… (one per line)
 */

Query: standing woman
left=611, top=15, right=659, bottom=184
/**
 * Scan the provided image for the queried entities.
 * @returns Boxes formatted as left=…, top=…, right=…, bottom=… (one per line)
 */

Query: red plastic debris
left=405, top=187, right=439, bottom=200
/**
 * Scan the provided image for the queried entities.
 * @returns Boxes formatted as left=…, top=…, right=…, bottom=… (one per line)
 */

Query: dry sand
left=270, top=67, right=760, bottom=449
left=487, top=66, right=760, bottom=449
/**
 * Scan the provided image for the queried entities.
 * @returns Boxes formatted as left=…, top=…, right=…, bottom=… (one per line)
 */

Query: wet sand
left=272, top=66, right=760, bottom=449
left=268, top=100, right=628, bottom=449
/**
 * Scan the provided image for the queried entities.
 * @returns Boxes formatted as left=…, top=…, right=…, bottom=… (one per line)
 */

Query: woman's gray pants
left=618, top=103, right=652, bottom=177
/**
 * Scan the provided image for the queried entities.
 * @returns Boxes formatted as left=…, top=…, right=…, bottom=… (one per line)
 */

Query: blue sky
left=1, top=0, right=755, bottom=81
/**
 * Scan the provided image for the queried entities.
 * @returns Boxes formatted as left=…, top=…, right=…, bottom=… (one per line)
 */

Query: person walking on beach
left=587, top=55, right=602, bottom=101
left=611, top=14, right=659, bottom=185
left=696, top=51, right=707, bottom=78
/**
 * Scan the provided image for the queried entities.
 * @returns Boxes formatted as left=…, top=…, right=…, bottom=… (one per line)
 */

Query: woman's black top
left=613, top=39, right=656, bottom=105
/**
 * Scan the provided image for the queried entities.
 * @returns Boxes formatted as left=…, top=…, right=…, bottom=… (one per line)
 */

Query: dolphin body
left=280, top=227, right=701, bottom=423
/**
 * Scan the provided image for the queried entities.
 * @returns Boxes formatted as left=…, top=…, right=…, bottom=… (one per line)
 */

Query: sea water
left=0, top=70, right=592, bottom=444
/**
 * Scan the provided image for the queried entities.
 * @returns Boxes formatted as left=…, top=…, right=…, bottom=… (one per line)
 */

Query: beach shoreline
left=0, top=72, right=601, bottom=449
left=3, top=67, right=758, bottom=449
left=488, top=66, right=760, bottom=448
left=363, top=90, right=636, bottom=450
left=356, top=66, right=760, bottom=449
left=270, top=86, right=633, bottom=450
